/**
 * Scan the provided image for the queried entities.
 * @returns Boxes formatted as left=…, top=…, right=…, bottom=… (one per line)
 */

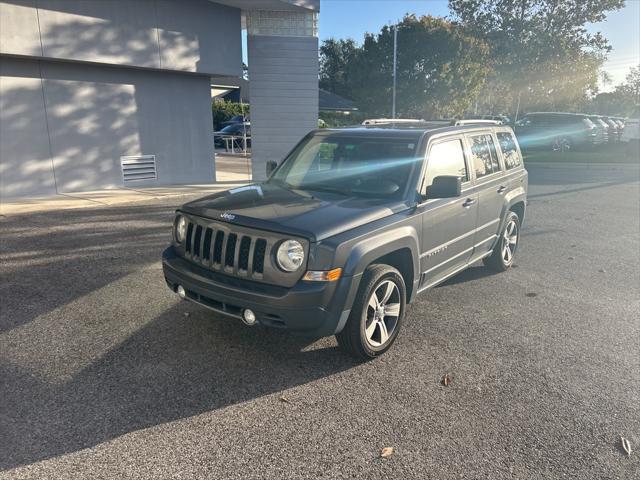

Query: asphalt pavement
left=1, top=162, right=638, bottom=479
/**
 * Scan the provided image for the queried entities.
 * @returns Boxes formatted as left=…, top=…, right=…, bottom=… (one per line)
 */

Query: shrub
left=212, top=100, right=250, bottom=130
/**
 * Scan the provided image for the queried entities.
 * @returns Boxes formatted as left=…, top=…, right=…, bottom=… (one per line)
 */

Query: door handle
left=497, top=185, right=507, bottom=194
left=462, top=198, right=476, bottom=208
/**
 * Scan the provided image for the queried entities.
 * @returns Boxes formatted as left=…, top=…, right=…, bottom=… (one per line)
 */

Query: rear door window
left=469, top=134, right=501, bottom=179
left=496, top=132, right=521, bottom=170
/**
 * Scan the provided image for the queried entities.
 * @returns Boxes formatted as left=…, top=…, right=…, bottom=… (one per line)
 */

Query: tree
left=448, top=0, right=625, bottom=114
left=319, top=38, right=360, bottom=99
left=589, top=65, right=640, bottom=115
left=319, top=15, right=490, bottom=119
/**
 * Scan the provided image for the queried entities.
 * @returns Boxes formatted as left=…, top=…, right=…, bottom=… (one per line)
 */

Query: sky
left=317, top=0, right=640, bottom=92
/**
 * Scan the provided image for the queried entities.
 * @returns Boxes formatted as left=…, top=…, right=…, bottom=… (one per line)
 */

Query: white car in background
left=621, top=106, right=639, bottom=146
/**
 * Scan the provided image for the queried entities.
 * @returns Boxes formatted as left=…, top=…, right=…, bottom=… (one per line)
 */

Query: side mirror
left=425, top=175, right=462, bottom=199
left=266, top=160, right=278, bottom=177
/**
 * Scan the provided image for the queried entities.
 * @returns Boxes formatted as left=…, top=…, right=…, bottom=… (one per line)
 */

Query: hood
left=180, top=183, right=409, bottom=242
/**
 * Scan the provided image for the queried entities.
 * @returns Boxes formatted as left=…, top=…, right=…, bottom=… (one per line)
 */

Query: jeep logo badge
left=220, top=212, right=236, bottom=221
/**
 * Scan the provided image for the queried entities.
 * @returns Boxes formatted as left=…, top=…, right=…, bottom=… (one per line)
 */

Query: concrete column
left=247, top=11, right=318, bottom=181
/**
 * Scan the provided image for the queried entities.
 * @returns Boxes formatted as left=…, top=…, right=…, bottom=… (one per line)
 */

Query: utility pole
left=392, top=25, right=397, bottom=119
left=514, top=91, right=522, bottom=125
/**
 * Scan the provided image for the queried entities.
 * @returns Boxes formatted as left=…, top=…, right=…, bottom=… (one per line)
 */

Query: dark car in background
left=214, top=122, right=251, bottom=149
left=219, top=115, right=248, bottom=130
left=514, top=112, right=596, bottom=151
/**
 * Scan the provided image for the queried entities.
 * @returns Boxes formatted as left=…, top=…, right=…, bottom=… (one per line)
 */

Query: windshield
left=220, top=123, right=248, bottom=133
left=269, top=133, right=420, bottom=198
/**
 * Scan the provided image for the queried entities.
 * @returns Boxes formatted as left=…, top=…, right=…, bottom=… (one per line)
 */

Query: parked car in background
left=214, top=122, right=251, bottom=150
left=601, top=116, right=621, bottom=143
left=621, top=106, right=640, bottom=152
left=587, top=116, right=609, bottom=145
left=514, top=112, right=597, bottom=151
left=612, top=117, right=626, bottom=139
left=219, top=115, right=248, bottom=130
left=466, top=114, right=511, bottom=125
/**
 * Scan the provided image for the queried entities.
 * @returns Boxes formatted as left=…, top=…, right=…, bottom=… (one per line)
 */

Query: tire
left=484, top=211, right=520, bottom=272
left=336, top=264, right=406, bottom=360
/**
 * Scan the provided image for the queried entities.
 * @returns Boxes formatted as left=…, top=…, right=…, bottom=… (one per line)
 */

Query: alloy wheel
left=502, top=219, right=518, bottom=264
left=364, top=280, right=401, bottom=347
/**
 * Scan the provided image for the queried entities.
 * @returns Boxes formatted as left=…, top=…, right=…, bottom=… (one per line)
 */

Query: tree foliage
left=448, top=0, right=625, bottom=113
left=320, top=15, right=490, bottom=119
left=211, top=100, right=249, bottom=130
left=589, top=65, right=640, bottom=115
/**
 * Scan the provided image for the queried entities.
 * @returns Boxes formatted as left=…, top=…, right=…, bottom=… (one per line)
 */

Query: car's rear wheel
left=484, top=211, right=520, bottom=272
left=336, top=264, right=406, bottom=360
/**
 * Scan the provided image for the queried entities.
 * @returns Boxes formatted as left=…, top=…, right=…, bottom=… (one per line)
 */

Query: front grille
left=183, top=218, right=268, bottom=279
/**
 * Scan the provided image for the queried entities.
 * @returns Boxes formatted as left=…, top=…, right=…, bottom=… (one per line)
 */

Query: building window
left=246, top=11, right=318, bottom=37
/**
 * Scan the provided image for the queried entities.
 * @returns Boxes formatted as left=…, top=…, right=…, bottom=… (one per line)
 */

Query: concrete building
left=0, top=0, right=319, bottom=199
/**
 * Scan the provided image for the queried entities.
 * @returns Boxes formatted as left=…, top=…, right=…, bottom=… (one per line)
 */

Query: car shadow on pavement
left=438, top=265, right=500, bottom=287
left=0, top=303, right=357, bottom=471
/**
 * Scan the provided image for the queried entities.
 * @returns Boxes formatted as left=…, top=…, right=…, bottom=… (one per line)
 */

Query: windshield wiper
left=299, top=184, right=353, bottom=196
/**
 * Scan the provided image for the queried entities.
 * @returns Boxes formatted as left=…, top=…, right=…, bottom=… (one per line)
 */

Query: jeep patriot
left=162, top=124, right=528, bottom=359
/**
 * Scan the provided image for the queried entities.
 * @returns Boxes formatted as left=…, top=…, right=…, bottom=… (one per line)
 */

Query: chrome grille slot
left=253, top=239, right=267, bottom=274
left=224, top=234, right=238, bottom=269
left=202, top=228, right=213, bottom=261
left=212, top=231, right=224, bottom=265
left=193, top=225, right=203, bottom=257
left=238, top=236, right=251, bottom=271
left=185, top=223, right=194, bottom=253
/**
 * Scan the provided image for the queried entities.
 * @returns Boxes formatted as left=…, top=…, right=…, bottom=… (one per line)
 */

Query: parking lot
left=1, top=163, right=638, bottom=479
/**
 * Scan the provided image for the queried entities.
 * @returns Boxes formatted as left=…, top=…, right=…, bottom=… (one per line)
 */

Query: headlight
left=276, top=240, right=305, bottom=272
left=175, top=215, right=188, bottom=243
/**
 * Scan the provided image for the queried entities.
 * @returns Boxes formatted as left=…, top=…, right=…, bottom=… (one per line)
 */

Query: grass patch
left=523, top=143, right=639, bottom=164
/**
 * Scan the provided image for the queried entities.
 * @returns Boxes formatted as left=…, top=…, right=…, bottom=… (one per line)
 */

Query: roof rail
left=454, top=119, right=502, bottom=126
left=362, top=118, right=427, bottom=125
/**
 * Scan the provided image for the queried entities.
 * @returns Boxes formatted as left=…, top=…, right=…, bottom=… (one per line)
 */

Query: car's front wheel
left=336, top=264, right=406, bottom=360
left=484, top=211, right=520, bottom=272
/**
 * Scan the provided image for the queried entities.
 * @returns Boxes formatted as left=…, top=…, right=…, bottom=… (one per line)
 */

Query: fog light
left=176, top=285, right=186, bottom=299
left=242, top=308, right=257, bottom=325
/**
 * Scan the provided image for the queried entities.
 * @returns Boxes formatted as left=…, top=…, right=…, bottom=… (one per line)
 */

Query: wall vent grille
left=120, top=155, right=157, bottom=183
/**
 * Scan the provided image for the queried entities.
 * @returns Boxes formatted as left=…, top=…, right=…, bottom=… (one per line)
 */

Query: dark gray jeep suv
left=162, top=125, right=528, bottom=359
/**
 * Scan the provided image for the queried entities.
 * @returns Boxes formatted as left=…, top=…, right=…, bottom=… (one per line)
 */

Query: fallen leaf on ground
left=621, top=436, right=632, bottom=456
left=380, top=447, right=394, bottom=458
left=442, top=374, right=452, bottom=386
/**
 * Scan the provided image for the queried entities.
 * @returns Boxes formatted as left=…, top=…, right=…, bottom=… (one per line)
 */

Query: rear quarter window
left=496, top=132, right=521, bottom=170
left=469, top=134, right=501, bottom=179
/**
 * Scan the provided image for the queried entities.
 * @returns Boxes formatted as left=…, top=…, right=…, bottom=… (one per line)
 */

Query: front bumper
left=162, top=246, right=358, bottom=337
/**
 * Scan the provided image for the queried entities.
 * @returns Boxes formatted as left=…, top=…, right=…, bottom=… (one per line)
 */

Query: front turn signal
left=302, top=268, right=342, bottom=282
